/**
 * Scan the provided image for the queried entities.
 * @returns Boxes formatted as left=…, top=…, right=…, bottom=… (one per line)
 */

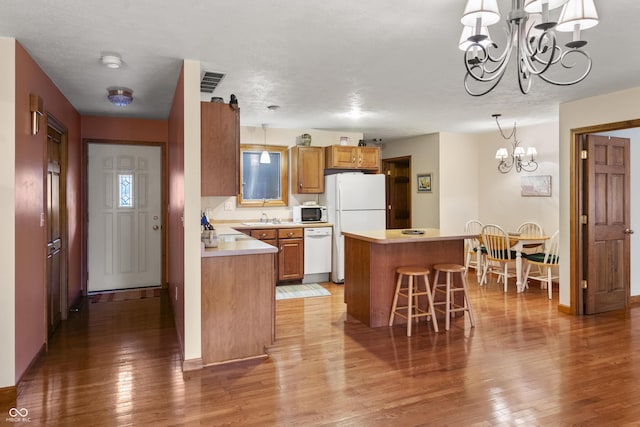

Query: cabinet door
left=326, top=145, right=357, bottom=169
left=291, top=146, right=324, bottom=194
left=201, top=102, right=239, bottom=196
left=358, top=147, right=380, bottom=171
left=278, top=238, right=304, bottom=281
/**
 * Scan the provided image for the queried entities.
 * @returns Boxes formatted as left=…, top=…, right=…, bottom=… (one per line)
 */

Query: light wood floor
left=5, top=274, right=640, bottom=426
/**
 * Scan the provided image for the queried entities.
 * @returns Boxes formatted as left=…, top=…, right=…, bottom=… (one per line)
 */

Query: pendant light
left=260, top=124, right=271, bottom=164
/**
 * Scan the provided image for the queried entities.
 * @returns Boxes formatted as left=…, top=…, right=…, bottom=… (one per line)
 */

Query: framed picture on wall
left=521, top=175, right=552, bottom=197
left=417, top=173, right=432, bottom=193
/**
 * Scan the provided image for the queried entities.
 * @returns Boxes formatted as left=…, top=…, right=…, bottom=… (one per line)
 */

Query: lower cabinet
left=277, top=228, right=304, bottom=281
left=245, top=227, right=304, bottom=283
left=201, top=252, right=275, bottom=365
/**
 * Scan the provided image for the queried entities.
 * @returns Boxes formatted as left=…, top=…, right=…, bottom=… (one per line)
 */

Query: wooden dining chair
left=464, top=219, right=484, bottom=284
left=523, top=230, right=560, bottom=299
left=480, top=224, right=517, bottom=292
left=516, top=221, right=545, bottom=254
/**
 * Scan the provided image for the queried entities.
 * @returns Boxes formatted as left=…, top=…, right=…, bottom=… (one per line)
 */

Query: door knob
left=624, top=229, right=635, bottom=235
left=153, top=225, right=159, bottom=230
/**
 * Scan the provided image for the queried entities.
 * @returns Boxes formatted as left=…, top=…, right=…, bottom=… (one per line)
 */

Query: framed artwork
left=417, top=173, right=432, bottom=193
left=521, top=175, right=552, bottom=197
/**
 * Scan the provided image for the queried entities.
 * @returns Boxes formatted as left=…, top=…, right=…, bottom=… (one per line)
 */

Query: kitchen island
left=201, top=226, right=278, bottom=366
left=343, top=228, right=473, bottom=328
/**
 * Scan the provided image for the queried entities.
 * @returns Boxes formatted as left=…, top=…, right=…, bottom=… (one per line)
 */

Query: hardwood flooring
left=4, top=275, right=640, bottom=426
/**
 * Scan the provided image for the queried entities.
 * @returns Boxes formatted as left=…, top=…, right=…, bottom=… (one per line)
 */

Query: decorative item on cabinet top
left=298, top=133, right=312, bottom=146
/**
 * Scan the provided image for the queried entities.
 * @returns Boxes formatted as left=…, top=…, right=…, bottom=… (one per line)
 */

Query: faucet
left=260, top=212, right=269, bottom=223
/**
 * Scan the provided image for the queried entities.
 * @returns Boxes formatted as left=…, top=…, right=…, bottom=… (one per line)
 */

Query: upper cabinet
left=290, top=146, right=324, bottom=194
left=325, top=145, right=380, bottom=173
left=201, top=102, right=239, bottom=196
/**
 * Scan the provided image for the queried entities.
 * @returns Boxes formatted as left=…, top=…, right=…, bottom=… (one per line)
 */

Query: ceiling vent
left=200, top=71, right=225, bottom=93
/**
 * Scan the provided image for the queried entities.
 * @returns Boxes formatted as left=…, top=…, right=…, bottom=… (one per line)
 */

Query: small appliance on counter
left=293, top=205, right=327, bottom=223
left=201, top=213, right=218, bottom=247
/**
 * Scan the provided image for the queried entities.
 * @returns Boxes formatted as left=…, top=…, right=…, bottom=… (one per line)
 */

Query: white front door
left=88, top=144, right=162, bottom=292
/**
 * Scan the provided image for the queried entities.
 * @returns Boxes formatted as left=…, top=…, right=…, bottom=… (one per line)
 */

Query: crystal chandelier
left=493, top=114, right=538, bottom=173
left=460, top=0, right=599, bottom=96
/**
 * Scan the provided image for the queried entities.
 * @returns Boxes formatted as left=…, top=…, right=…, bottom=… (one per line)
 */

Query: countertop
left=201, top=223, right=333, bottom=258
left=342, top=228, right=474, bottom=244
left=201, top=225, right=278, bottom=258
left=219, top=221, right=333, bottom=229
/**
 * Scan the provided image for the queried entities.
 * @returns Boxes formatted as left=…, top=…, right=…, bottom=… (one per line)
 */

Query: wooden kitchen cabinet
left=277, top=228, right=304, bottom=281
left=290, top=146, right=324, bottom=193
left=201, top=102, right=239, bottom=196
left=325, top=145, right=380, bottom=172
left=246, top=227, right=304, bottom=282
left=250, top=229, right=278, bottom=248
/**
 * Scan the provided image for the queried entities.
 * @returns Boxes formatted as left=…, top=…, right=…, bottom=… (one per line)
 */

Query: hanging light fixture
left=259, top=124, right=271, bottom=164
left=493, top=114, right=538, bottom=173
left=107, top=87, right=133, bottom=106
left=461, top=0, right=599, bottom=96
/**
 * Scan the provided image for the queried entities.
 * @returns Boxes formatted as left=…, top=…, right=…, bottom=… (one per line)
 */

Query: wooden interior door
left=383, top=157, right=411, bottom=229
left=47, top=126, right=63, bottom=336
left=585, top=134, right=631, bottom=314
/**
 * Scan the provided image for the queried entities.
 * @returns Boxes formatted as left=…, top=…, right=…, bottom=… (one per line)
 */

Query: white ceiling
left=2, top=1, right=639, bottom=139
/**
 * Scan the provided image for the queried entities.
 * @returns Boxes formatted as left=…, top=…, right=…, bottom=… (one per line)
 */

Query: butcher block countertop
left=342, top=228, right=474, bottom=244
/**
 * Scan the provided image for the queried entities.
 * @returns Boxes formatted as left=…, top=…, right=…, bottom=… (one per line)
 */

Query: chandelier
left=460, top=0, right=599, bottom=96
left=493, top=114, right=538, bottom=173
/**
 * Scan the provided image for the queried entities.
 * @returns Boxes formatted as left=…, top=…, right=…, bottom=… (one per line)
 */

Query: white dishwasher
left=303, top=227, right=333, bottom=283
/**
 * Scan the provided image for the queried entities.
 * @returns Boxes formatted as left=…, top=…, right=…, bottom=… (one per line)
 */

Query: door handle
left=625, top=229, right=635, bottom=235
left=153, top=225, right=160, bottom=230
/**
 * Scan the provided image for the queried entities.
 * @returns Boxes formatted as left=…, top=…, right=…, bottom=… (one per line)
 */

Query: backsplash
left=202, top=194, right=318, bottom=222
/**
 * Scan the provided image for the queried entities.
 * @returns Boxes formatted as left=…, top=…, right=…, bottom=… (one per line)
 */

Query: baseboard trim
left=630, top=295, right=640, bottom=306
left=182, top=358, right=204, bottom=372
left=202, top=353, right=269, bottom=368
left=16, top=342, right=46, bottom=385
left=558, top=304, right=572, bottom=314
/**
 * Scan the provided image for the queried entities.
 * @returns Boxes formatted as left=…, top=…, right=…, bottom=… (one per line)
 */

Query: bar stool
left=432, top=264, right=475, bottom=331
left=389, top=266, right=439, bottom=336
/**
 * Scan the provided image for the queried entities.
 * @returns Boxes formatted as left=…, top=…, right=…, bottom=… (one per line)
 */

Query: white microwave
left=293, top=205, right=328, bottom=223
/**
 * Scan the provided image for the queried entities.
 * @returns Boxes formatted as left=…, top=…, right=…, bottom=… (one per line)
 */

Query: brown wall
left=168, top=65, right=186, bottom=356
left=81, top=116, right=168, bottom=142
left=14, top=42, right=81, bottom=382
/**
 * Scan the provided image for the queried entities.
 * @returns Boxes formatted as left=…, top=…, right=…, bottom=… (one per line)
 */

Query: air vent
left=200, top=71, right=225, bottom=93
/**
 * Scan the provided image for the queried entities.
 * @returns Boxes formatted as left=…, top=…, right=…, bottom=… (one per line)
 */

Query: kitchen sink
left=242, top=221, right=295, bottom=226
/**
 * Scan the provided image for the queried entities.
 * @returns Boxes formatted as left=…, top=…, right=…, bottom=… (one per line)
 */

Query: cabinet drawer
left=278, top=228, right=303, bottom=239
left=251, top=229, right=278, bottom=240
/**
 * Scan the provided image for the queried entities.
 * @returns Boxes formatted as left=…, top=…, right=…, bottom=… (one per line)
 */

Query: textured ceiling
left=1, top=0, right=639, bottom=139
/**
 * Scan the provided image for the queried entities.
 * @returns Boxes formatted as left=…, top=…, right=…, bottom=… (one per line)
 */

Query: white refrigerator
left=319, top=173, right=386, bottom=283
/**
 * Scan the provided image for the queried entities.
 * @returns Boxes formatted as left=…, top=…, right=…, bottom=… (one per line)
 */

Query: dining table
left=478, top=232, right=549, bottom=293
left=509, top=233, right=549, bottom=292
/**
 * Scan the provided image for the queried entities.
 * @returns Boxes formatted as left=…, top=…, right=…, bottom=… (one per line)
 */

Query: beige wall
left=380, top=133, right=440, bottom=228
left=0, top=37, right=16, bottom=389
left=183, top=60, right=202, bottom=363
left=559, top=87, right=640, bottom=306
left=477, top=121, right=560, bottom=235
left=439, top=132, right=480, bottom=233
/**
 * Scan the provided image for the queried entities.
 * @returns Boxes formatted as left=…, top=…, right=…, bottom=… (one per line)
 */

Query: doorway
left=382, top=156, right=411, bottom=229
left=87, top=143, right=163, bottom=292
left=571, top=119, right=640, bottom=314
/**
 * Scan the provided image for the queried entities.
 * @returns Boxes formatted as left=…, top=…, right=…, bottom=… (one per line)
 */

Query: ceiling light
left=461, top=0, right=599, bottom=95
left=260, top=124, right=271, bottom=164
left=101, top=53, right=122, bottom=69
left=493, top=114, right=538, bottom=174
left=107, top=87, right=133, bottom=106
